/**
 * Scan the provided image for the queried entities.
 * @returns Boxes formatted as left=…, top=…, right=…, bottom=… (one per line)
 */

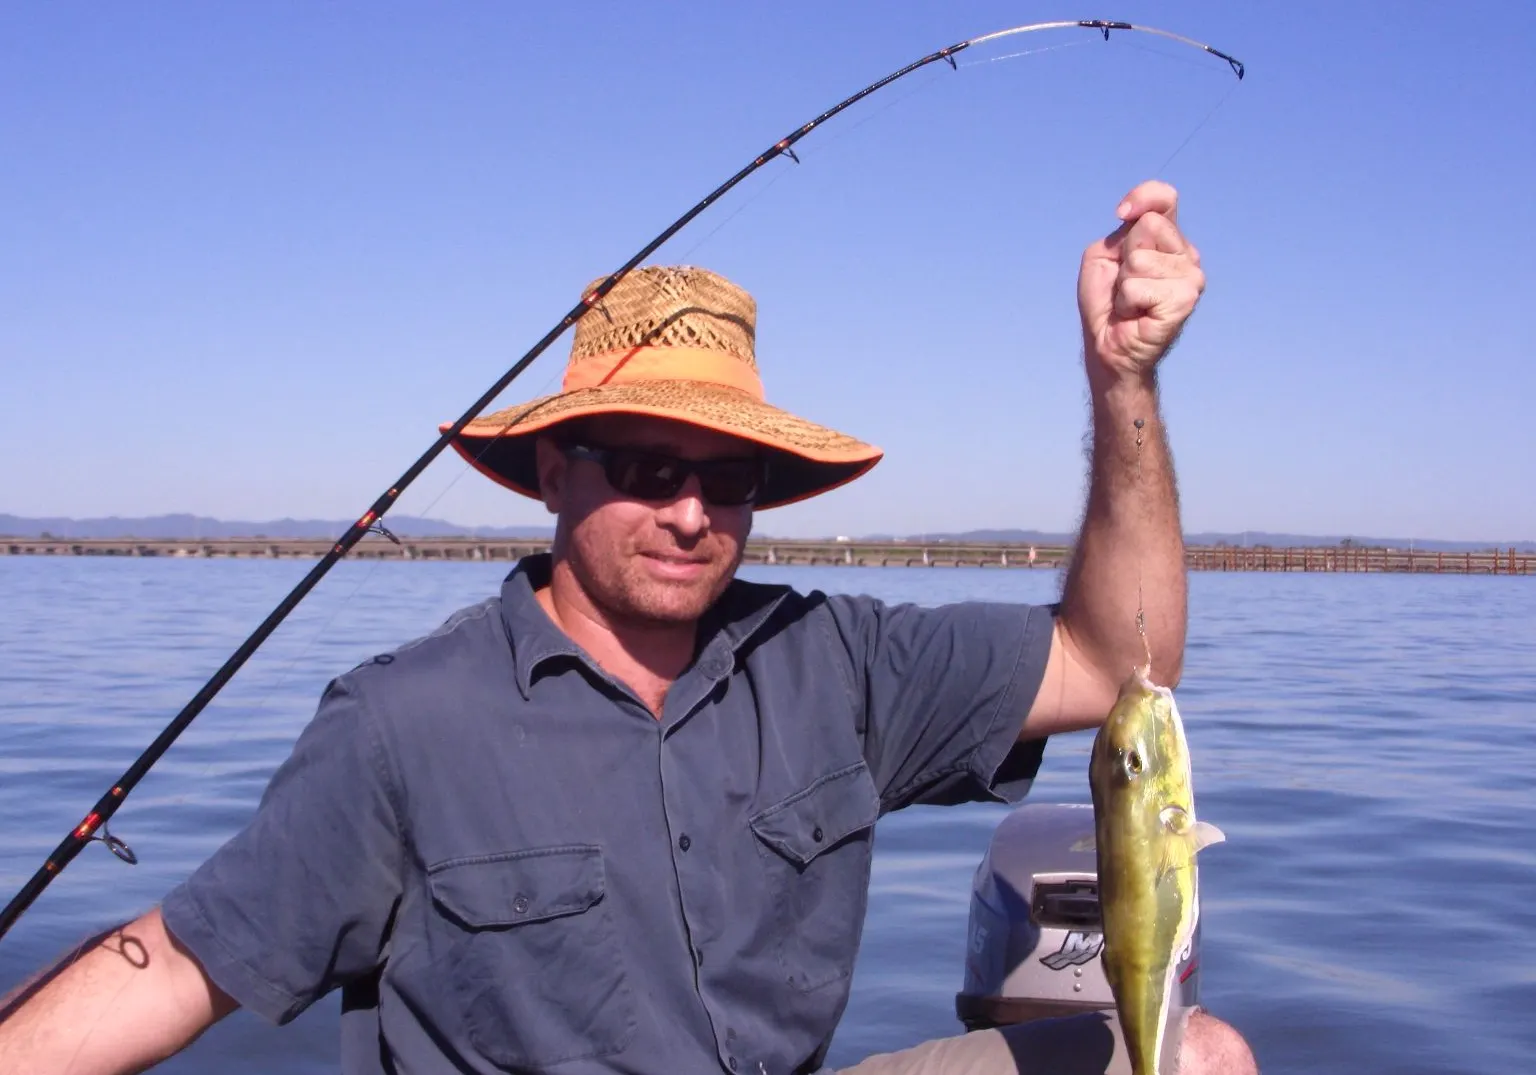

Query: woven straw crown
left=445, top=265, right=882, bottom=509
left=568, top=266, right=757, bottom=373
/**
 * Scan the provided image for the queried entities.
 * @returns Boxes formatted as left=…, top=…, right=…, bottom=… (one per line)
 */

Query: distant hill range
left=3, top=515, right=1531, bottom=553
left=0, top=513, right=555, bottom=541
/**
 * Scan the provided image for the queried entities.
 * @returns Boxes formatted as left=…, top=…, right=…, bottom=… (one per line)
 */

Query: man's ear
left=533, top=437, right=566, bottom=515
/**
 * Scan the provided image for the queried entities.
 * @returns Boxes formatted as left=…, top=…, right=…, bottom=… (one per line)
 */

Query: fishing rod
left=0, top=18, right=1243, bottom=942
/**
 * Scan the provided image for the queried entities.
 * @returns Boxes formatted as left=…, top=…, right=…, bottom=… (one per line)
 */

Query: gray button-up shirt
left=162, top=555, right=1055, bottom=1074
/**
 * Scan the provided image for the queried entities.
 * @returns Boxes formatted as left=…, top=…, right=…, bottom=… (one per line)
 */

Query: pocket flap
left=428, top=845, right=604, bottom=928
left=749, top=762, right=879, bottom=868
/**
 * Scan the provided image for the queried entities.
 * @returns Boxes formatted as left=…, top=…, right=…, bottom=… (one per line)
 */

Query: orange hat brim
left=442, top=379, right=881, bottom=510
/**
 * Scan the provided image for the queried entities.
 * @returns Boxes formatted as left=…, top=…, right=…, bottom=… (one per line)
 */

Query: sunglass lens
left=592, top=448, right=760, bottom=505
left=608, top=454, right=688, bottom=500
left=698, top=463, right=760, bottom=506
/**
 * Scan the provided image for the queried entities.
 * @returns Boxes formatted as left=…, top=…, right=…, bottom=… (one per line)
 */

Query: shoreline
left=3, top=537, right=1531, bottom=575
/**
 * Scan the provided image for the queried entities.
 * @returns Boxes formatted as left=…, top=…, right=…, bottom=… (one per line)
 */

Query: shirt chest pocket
left=749, top=761, right=881, bottom=993
left=426, top=845, right=636, bottom=1069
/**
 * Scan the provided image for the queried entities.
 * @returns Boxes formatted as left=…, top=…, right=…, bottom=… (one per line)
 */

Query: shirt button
left=729, top=1058, right=739, bottom=1072
left=678, top=834, right=692, bottom=852
left=812, top=825, right=824, bottom=843
left=512, top=895, right=530, bottom=914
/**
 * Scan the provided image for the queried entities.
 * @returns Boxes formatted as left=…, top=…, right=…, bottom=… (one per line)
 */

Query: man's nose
left=654, top=474, right=708, bottom=537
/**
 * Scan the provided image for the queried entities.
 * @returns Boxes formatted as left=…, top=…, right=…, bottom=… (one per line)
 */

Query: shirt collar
left=709, top=575, right=794, bottom=663
left=499, top=554, right=792, bottom=698
left=499, top=555, right=585, bottom=699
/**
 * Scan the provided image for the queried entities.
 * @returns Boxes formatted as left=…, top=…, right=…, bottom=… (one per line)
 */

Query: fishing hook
left=0, top=17, right=1244, bottom=942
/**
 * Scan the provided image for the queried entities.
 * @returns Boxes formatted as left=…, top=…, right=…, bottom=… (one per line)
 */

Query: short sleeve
left=826, top=595, right=1057, bottom=813
left=160, top=673, right=403, bottom=1025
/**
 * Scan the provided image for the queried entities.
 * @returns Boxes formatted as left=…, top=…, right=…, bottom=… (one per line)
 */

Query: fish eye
left=1124, top=750, right=1144, bottom=776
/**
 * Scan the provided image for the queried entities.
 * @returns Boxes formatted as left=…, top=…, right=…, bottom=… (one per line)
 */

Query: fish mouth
left=1131, top=663, right=1177, bottom=697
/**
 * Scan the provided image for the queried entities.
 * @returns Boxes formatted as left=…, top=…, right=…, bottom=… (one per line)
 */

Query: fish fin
left=1161, top=807, right=1225, bottom=852
left=1190, top=820, right=1226, bottom=853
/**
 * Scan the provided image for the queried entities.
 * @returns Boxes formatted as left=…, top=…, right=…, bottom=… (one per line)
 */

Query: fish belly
left=1098, top=832, right=1193, bottom=1075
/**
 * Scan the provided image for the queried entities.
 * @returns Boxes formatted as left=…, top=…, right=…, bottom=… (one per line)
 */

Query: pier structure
left=3, top=537, right=1531, bottom=575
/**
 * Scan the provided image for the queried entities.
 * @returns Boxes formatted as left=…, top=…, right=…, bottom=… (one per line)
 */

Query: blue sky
left=2, top=2, right=1531, bottom=541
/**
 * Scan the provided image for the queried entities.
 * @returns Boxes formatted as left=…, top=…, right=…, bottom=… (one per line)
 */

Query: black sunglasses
left=563, top=443, right=764, bottom=506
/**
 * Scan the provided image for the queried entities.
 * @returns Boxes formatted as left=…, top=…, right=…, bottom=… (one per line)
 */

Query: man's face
left=535, top=414, right=757, bottom=626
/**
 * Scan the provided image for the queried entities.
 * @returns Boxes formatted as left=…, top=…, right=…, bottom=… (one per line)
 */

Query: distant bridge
left=3, top=537, right=1531, bottom=575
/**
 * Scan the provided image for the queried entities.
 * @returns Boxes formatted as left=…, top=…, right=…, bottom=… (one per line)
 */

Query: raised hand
left=1077, top=180, right=1205, bottom=383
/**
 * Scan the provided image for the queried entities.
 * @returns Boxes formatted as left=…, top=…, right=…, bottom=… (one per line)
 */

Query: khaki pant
left=835, top=1008, right=1194, bottom=1075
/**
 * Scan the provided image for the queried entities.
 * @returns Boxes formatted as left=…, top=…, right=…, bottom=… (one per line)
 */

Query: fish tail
left=1116, top=994, right=1159, bottom=1075
left=1130, top=1041, right=1160, bottom=1075
left=1120, top=970, right=1172, bottom=1075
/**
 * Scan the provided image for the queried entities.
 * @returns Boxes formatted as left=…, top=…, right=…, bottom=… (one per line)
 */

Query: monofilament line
left=1134, top=417, right=1152, bottom=670
left=956, top=40, right=1092, bottom=67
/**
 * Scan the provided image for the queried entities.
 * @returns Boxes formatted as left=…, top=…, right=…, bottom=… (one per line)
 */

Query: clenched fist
left=1078, top=180, right=1204, bottom=383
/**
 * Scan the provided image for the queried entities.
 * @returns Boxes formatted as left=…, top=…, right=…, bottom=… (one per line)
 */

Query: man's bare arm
left=0, top=907, right=237, bottom=1075
left=1025, top=180, right=1200, bottom=738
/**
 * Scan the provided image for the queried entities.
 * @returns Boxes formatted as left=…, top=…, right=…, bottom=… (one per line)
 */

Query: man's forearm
left=1024, top=178, right=1199, bottom=735
left=1060, top=365, right=1187, bottom=689
left=0, top=908, right=235, bottom=1074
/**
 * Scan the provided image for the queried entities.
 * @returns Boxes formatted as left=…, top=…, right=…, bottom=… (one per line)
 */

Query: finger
left=1114, top=276, right=1202, bottom=321
left=1124, top=248, right=1203, bottom=281
left=1116, top=180, right=1179, bottom=226
left=1124, top=211, right=1188, bottom=256
left=1083, top=217, right=1133, bottom=265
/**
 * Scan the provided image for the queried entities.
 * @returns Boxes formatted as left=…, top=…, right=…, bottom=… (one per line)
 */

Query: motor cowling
left=955, top=802, right=1201, bottom=1029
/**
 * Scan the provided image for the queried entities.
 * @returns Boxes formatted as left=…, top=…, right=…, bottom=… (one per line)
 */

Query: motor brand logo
left=1040, top=930, right=1103, bottom=970
left=970, top=923, right=990, bottom=956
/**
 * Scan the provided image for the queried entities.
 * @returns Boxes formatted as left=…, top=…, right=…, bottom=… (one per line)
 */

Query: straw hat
left=444, top=265, right=883, bottom=509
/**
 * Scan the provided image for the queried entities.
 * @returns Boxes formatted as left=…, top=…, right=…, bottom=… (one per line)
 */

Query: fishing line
left=173, top=373, right=573, bottom=804
left=1154, top=79, right=1242, bottom=175
left=0, top=17, right=1244, bottom=942
left=956, top=39, right=1094, bottom=67
left=672, top=164, right=798, bottom=264
left=675, top=62, right=952, bottom=261
left=201, top=352, right=576, bottom=783
left=172, top=552, right=397, bottom=806
left=1126, top=61, right=1240, bottom=676
left=676, top=40, right=1101, bottom=262
left=1116, top=38, right=1242, bottom=78
left=1134, top=417, right=1152, bottom=671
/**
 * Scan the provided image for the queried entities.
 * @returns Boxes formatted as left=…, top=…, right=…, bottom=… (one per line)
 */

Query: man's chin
left=623, top=576, right=727, bottom=625
left=634, top=591, right=717, bottom=624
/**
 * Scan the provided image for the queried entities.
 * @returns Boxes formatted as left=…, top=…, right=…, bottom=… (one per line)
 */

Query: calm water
left=1, top=559, right=1533, bottom=1074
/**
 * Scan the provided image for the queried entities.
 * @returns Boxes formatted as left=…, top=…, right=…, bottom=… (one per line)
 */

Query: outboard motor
left=956, top=802, right=1201, bottom=1029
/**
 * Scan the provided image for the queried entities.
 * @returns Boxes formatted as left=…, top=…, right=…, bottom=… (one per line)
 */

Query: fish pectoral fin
left=1160, top=807, right=1226, bottom=852
left=1190, top=820, right=1226, bottom=853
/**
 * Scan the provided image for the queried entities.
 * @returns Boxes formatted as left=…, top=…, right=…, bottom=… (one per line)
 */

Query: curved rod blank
left=971, top=19, right=1244, bottom=79
left=0, top=17, right=1243, bottom=942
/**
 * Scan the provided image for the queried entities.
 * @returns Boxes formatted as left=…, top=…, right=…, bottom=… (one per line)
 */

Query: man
left=0, top=181, right=1257, bottom=1073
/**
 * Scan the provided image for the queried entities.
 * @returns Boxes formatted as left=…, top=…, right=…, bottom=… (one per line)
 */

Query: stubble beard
left=615, top=551, right=741, bottom=626
left=569, top=540, right=743, bottom=629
